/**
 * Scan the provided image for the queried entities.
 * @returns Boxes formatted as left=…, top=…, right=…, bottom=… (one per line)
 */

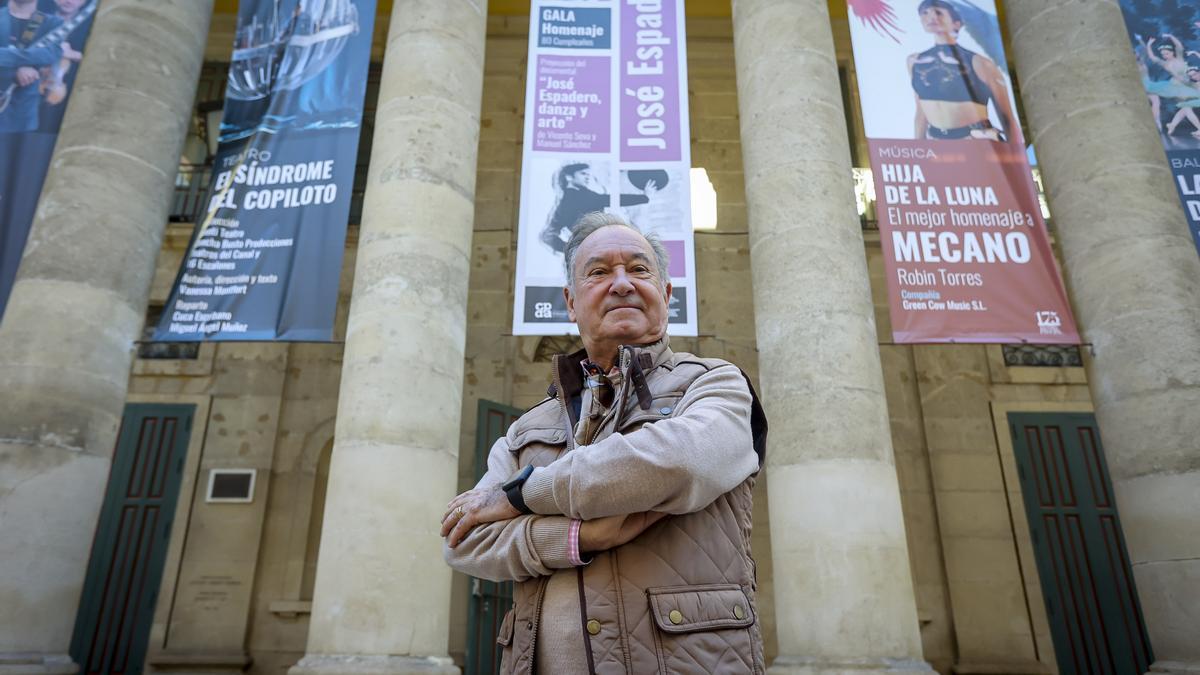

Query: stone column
left=731, top=1, right=931, bottom=673
left=1007, top=2, right=1200, bottom=672
left=0, top=1, right=212, bottom=672
left=289, top=2, right=486, bottom=674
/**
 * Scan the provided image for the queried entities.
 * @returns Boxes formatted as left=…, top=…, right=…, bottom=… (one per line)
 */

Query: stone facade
left=1, top=2, right=1195, bottom=675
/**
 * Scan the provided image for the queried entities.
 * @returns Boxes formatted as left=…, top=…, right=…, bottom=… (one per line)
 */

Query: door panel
left=70, top=404, right=194, bottom=675
left=465, top=400, right=523, bottom=675
left=1009, top=412, right=1153, bottom=675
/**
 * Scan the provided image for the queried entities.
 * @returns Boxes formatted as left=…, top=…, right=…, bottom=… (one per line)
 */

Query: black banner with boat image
left=155, top=0, right=374, bottom=341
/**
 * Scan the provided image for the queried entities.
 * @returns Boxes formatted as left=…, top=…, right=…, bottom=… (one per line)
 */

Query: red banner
left=869, top=139, right=1076, bottom=342
left=849, top=0, right=1078, bottom=343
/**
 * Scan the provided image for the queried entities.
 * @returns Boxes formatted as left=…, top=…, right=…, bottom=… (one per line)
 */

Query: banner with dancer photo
left=1118, top=0, right=1200, bottom=257
left=0, top=0, right=98, bottom=321
left=154, top=0, right=373, bottom=341
left=512, top=0, right=698, bottom=336
left=847, top=0, right=1079, bottom=343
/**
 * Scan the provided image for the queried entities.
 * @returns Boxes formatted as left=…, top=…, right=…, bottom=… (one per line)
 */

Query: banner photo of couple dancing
left=1119, top=0, right=1200, bottom=257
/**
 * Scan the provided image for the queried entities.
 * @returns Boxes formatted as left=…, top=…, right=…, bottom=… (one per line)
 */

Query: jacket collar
left=548, top=335, right=673, bottom=410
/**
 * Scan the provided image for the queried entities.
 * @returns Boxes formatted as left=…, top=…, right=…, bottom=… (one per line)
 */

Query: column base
left=1151, top=661, right=1200, bottom=674
left=289, top=655, right=458, bottom=675
left=769, top=656, right=935, bottom=675
left=146, top=651, right=252, bottom=675
left=952, top=660, right=1051, bottom=675
left=0, top=653, right=77, bottom=675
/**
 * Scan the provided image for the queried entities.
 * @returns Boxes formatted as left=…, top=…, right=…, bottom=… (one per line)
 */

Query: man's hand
left=579, top=511, right=667, bottom=553
left=15, top=67, right=39, bottom=87
left=441, top=485, right=521, bottom=548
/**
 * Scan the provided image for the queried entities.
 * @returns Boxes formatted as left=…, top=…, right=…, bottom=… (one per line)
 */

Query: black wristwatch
left=502, top=465, right=535, bottom=515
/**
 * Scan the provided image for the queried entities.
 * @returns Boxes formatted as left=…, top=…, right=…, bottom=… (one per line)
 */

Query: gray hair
left=563, top=212, right=671, bottom=293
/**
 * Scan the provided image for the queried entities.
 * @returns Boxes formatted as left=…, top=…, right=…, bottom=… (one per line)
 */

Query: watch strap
left=502, top=465, right=535, bottom=515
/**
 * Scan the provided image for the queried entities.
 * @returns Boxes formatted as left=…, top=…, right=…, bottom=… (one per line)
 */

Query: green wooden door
left=70, top=403, right=195, bottom=675
left=1008, top=412, right=1154, bottom=675
left=465, top=399, right=523, bottom=675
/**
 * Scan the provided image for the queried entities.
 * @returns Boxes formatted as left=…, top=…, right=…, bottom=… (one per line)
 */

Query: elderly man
left=442, top=212, right=767, bottom=674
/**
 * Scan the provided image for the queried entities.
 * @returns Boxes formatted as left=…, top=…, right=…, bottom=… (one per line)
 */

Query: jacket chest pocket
left=647, top=584, right=757, bottom=674
left=616, top=393, right=683, bottom=434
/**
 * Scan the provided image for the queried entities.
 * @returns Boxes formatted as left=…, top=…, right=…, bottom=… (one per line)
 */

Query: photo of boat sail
left=220, top=0, right=366, bottom=140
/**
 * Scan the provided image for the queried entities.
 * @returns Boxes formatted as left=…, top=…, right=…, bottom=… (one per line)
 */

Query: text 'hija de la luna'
left=880, top=163, right=998, bottom=206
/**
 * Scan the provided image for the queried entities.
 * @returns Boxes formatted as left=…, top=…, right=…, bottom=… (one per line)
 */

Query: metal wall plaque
left=206, top=469, right=256, bottom=503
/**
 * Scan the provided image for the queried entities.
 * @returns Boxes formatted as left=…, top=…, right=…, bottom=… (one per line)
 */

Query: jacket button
left=734, top=605, right=746, bottom=620
left=668, top=610, right=683, bottom=625
left=659, top=406, right=672, bottom=415
left=526, top=622, right=533, bottom=630
left=586, top=619, right=601, bottom=635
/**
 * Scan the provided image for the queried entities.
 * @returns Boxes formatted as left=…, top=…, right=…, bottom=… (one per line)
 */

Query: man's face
left=566, top=168, right=591, bottom=188
left=565, top=226, right=671, bottom=351
left=56, top=0, right=84, bottom=14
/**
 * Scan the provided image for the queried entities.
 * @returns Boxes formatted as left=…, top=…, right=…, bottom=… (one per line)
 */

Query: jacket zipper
left=611, top=345, right=633, bottom=431
left=586, top=345, right=633, bottom=445
left=576, top=346, right=631, bottom=673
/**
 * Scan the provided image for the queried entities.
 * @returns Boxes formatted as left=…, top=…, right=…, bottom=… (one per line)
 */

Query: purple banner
left=533, top=55, right=610, bottom=153
left=620, top=0, right=681, bottom=162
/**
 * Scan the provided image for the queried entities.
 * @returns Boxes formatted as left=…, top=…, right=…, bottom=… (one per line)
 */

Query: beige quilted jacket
left=445, top=339, right=767, bottom=674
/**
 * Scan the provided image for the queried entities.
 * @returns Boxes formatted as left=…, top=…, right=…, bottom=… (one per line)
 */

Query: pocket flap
left=647, top=584, right=755, bottom=634
left=509, top=426, right=567, bottom=453
left=618, top=393, right=682, bottom=431
left=496, top=608, right=515, bottom=646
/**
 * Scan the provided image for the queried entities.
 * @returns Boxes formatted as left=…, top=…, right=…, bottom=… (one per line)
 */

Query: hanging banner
left=154, top=0, right=373, bottom=342
left=512, top=0, right=698, bottom=336
left=0, top=0, right=98, bottom=320
left=847, top=0, right=1079, bottom=343
left=1118, top=0, right=1200, bottom=257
